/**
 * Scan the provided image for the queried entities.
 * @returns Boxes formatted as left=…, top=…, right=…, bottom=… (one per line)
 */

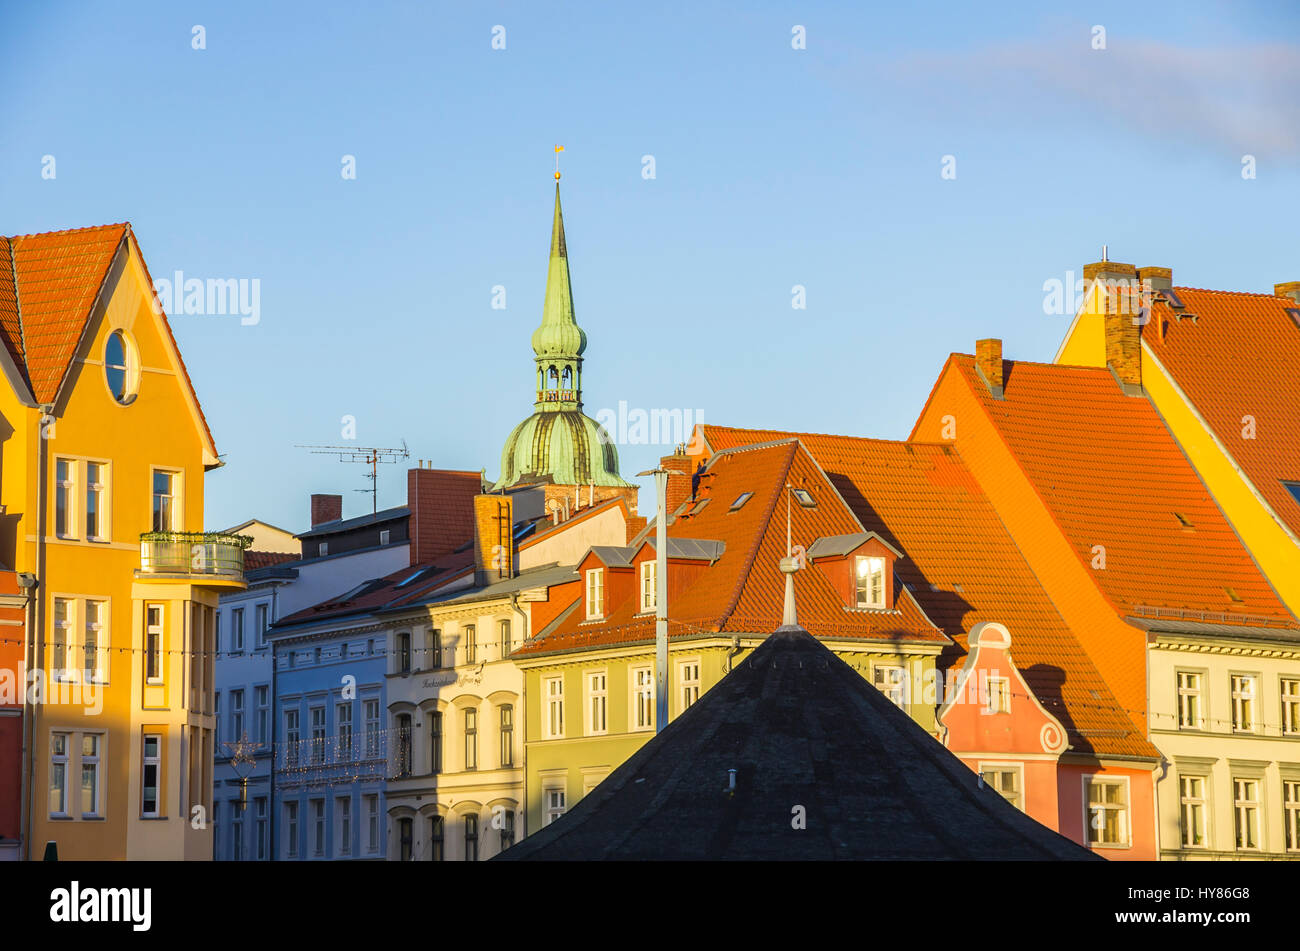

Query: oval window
left=105, top=330, right=138, bottom=404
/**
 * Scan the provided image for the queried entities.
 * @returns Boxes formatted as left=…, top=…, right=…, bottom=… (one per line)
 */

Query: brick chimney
left=407, top=468, right=481, bottom=566
left=1137, top=266, right=1172, bottom=293
left=1084, top=259, right=1139, bottom=317
left=1275, top=282, right=1300, bottom=305
left=975, top=338, right=1003, bottom=399
left=472, top=494, right=514, bottom=584
left=660, top=446, right=694, bottom=515
left=310, top=494, right=342, bottom=528
left=1104, top=291, right=1143, bottom=394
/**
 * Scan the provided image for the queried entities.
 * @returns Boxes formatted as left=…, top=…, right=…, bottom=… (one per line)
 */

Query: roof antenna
left=1102, top=244, right=1108, bottom=262
left=779, top=483, right=799, bottom=628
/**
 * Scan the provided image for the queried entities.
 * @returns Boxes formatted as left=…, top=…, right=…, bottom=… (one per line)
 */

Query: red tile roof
left=516, top=440, right=949, bottom=657
left=696, top=425, right=1158, bottom=760
left=243, top=550, right=300, bottom=571
left=0, top=223, right=217, bottom=456
left=1144, top=287, right=1300, bottom=540
left=944, top=355, right=1295, bottom=624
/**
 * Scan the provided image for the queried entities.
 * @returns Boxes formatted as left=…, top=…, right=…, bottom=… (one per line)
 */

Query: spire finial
left=554, top=144, right=564, bottom=180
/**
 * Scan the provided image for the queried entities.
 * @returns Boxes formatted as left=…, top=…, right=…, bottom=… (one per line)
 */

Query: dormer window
left=855, top=556, right=886, bottom=609
left=585, top=568, right=605, bottom=620
left=640, top=560, right=657, bottom=612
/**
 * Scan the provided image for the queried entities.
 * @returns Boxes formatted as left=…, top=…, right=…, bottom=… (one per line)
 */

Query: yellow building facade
left=3, top=224, right=244, bottom=859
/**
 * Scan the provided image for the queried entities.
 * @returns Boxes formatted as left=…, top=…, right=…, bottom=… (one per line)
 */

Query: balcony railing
left=139, top=531, right=252, bottom=579
left=276, top=728, right=406, bottom=788
left=536, top=389, right=578, bottom=403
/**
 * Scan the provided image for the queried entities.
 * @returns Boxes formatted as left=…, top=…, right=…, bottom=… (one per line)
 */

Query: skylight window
left=1158, top=289, right=1185, bottom=309
left=729, top=492, right=753, bottom=512
left=1284, top=481, right=1300, bottom=507
left=791, top=489, right=816, bottom=508
left=690, top=499, right=710, bottom=515
left=1173, top=512, right=1194, bottom=530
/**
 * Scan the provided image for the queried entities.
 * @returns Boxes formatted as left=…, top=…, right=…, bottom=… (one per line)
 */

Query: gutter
left=25, top=402, right=53, bottom=860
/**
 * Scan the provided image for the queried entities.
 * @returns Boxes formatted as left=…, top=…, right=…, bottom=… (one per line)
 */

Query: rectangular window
left=979, top=765, right=1021, bottom=810
left=1233, top=778, right=1260, bottom=851
left=1285, top=780, right=1300, bottom=853
left=55, top=459, right=75, bottom=538
left=855, top=556, right=886, bottom=608
left=498, top=619, right=511, bottom=658
left=285, top=801, right=299, bottom=859
left=1177, top=671, right=1203, bottom=729
left=428, top=815, right=444, bottom=861
left=395, top=714, right=412, bottom=776
left=232, top=804, right=244, bottom=861
left=379, top=528, right=391, bottom=546
left=641, top=560, right=657, bottom=612
left=285, top=709, right=300, bottom=767
left=365, top=795, right=379, bottom=853
left=499, top=705, right=513, bottom=768
left=586, top=569, right=605, bottom=619
left=544, top=676, right=564, bottom=739
left=83, top=599, right=106, bottom=683
left=49, top=733, right=69, bottom=815
left=152, top=470, right=177, bottom=532
left=680, top=661, right=700, bottom=711
left=545, top=787, right=566, bottom=826
left=429, top=629, right=443, bottom=669
left=145, top=603, right=163, bottom=683
left=464, top=708, right=477, bottom=770
left=633, top=666, right=654, bottom=731
left=1085, top=777, right=1129, bottom=847
left=214, top=693, right=221, bottom=750
left=255, top=603, right=268, bottom=649
left=309, top=706, right=326, bottom=763
left=231, top=607, right=244, bottom=652
left=52, top=598, right=73, bottom=680
left=430, top=711, right=442, bottom=772
left=397, top=632, right=411, bottom=673
left=255, top=797, right=268, bottom=860
left=337, top=702, right=353, bottom=761
left=364, top=700, right=381, bottom=757
left=311, top=799, right=325, bottom=856
left=1282, top=678, right=1300, bottom=736
left=85, top=462, right=105, bottom=540
left=500, top=809, right=515, bottom=851
left=142, top=734, right=161, bottom=817
left=80, top=734, right=101, bottom=817
left=464, top=814, right=478, bottom=862
left=337, top=796, right=352, bottom=856
left=398, top=817, right=413, bottom=861
left=1231, top=674, right=1257, bottom=732
left=873, top=665, right=906, bottom=708
left=985, top=676, right=1010, bottom=714
left=256, top=686, right=269, bottom=744
left=463, top=625, right=477, bottom=665
left=1179, top=775, right=1207, bottom=848
left=587, top=671, right=607, bottom=735
left=231, top=689, right=245, bottom=743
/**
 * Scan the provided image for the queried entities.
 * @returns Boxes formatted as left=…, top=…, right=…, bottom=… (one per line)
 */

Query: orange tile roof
left=947, top=355, right=1295, bottom=624
left=1144, top=287, right=1300, bottom=540
left=0, top=223, right=218, bottom=457
left=516, top=440, right=949, bottom=657
left=697, top=425, right=1158, bottom=760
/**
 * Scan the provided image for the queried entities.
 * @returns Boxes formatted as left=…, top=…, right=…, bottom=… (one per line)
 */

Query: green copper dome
left=492, top=183, right=631, bottom=491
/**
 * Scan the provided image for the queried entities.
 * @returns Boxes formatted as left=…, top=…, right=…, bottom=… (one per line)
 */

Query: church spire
left=531, top=183, right=586, bottom=410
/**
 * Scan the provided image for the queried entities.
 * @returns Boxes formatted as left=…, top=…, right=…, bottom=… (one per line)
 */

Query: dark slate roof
left=498, top=625, right=1100, bottom=861
left=296, top=505, right=409, bottom=539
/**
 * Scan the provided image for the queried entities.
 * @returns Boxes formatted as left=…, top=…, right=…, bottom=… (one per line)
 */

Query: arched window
left=561, top=366, right=572, bottom=390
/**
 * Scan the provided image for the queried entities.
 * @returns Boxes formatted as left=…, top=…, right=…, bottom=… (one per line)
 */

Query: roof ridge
left=7, top=236, right=25, bottom=368
left=1173, top=285, right=1285, bottom=299
left=705, top=423, right=946, bottom=452
left=6, top=221, right=131, bottom=242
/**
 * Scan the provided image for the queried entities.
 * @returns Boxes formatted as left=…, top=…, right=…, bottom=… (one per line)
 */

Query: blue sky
left=3, top=1, right=1297, bottom=531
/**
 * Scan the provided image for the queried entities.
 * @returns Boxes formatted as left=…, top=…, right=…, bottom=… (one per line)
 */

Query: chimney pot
left=310, top=493, right=343, bottom=528
left=975, top=338, right=1004, bottom=398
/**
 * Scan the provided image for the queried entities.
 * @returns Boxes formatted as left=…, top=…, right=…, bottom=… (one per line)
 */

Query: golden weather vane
left=554, top=144, right=564, bottom=180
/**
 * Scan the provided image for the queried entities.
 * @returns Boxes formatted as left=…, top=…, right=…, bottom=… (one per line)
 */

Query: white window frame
left=640, top=560, right=656, bottom=613
left=585, top=568, right=605, bottom=620
left=145, top=602, right=164, bottom=684
left=1233, top=777, right=1262, bottom=851
left=284, top=801, right=299, bottom=859
left=80, top=733, right=102, bottom=818
left=256, top=686, right=269, bottom=745
left=365, top=794, right=379, bottom=854
left=544, top=785, right=567, bottom=826
left=678, top=659, right=701, bottom=712
left=149, top=467, right=182, bottom=533
left=85, top=460, right=109, bottom=542
left=855, top=555, right=886, bottom=608
left=336, top=796, right=352, bottom=856
left=985, top=676, right=1010, bottom=714
left=1281, top=677, right=1300, bottom=736
left=49, top=732, right=70, bottom=817
left=1231, top=673, right=1258, bottom=733
left=52, top=597, right=75, bottom=682
left=544, top=676, right=565, bottom=739
left=1179, top=773, right=1208, bottom=849
left=83, top=599, right=107, bottom=684
left=1177, top=670, right=1204, bottom=729
left=586, top=670, right=608, bottom=736
left=1082, top=774, right=1131, bottom=849
left=255, top=602, right=269, bottom=649
left=311, top=798, right=326, bottom=857
left=873, top=664, right=906, bottom=708
left=55, top=457, right=77, bottom=539
left=978, top=761, right=1023, bottom=811
left=141, top=733, right=162, bottom=818
left=631, top=665, right=654, bottom=732
left=363, top=699, right=381, bottom=757
left=1284, top=779, right=1300, bottom=853
left=231, top=607, right=245, bottom=653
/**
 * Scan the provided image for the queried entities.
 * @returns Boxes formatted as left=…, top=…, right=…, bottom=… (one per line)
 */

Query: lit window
left=680, top=661, right=700, bottom=711
left=855, top=556, right=886, bottom=608
left=544, top=676, right=564, bottom=739
left=1233, top=778, right=1261, bottom=851
left=633, top=666, right=654, bottom=731
left=587, top=672, right=607, bottom=735
left=142, top=734, right=161, bottom=818
left=152, top=470, right=178, bottom=533
left=1177, top=671, right=1203, bottom=729
left=585, top=568, right=604, bottom=619
left=1179, top=775, right=1207, bottom=848
left=1231, top=674, right=1257, bottom=732
left=1282, top=678, right=1300, bottom=736
left=979, top=765, right=1021, bottom=810
left=55, top=459, right=76, bottom=539
left=1085, top=777, right=1129, bottom=847
left=104, top=329, right=138, bottom=404
left=873, top=665, right=906, bottom=707
left=85, top=462, right=106, bottom=540
left=640, top=560, right=657, bottom=612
